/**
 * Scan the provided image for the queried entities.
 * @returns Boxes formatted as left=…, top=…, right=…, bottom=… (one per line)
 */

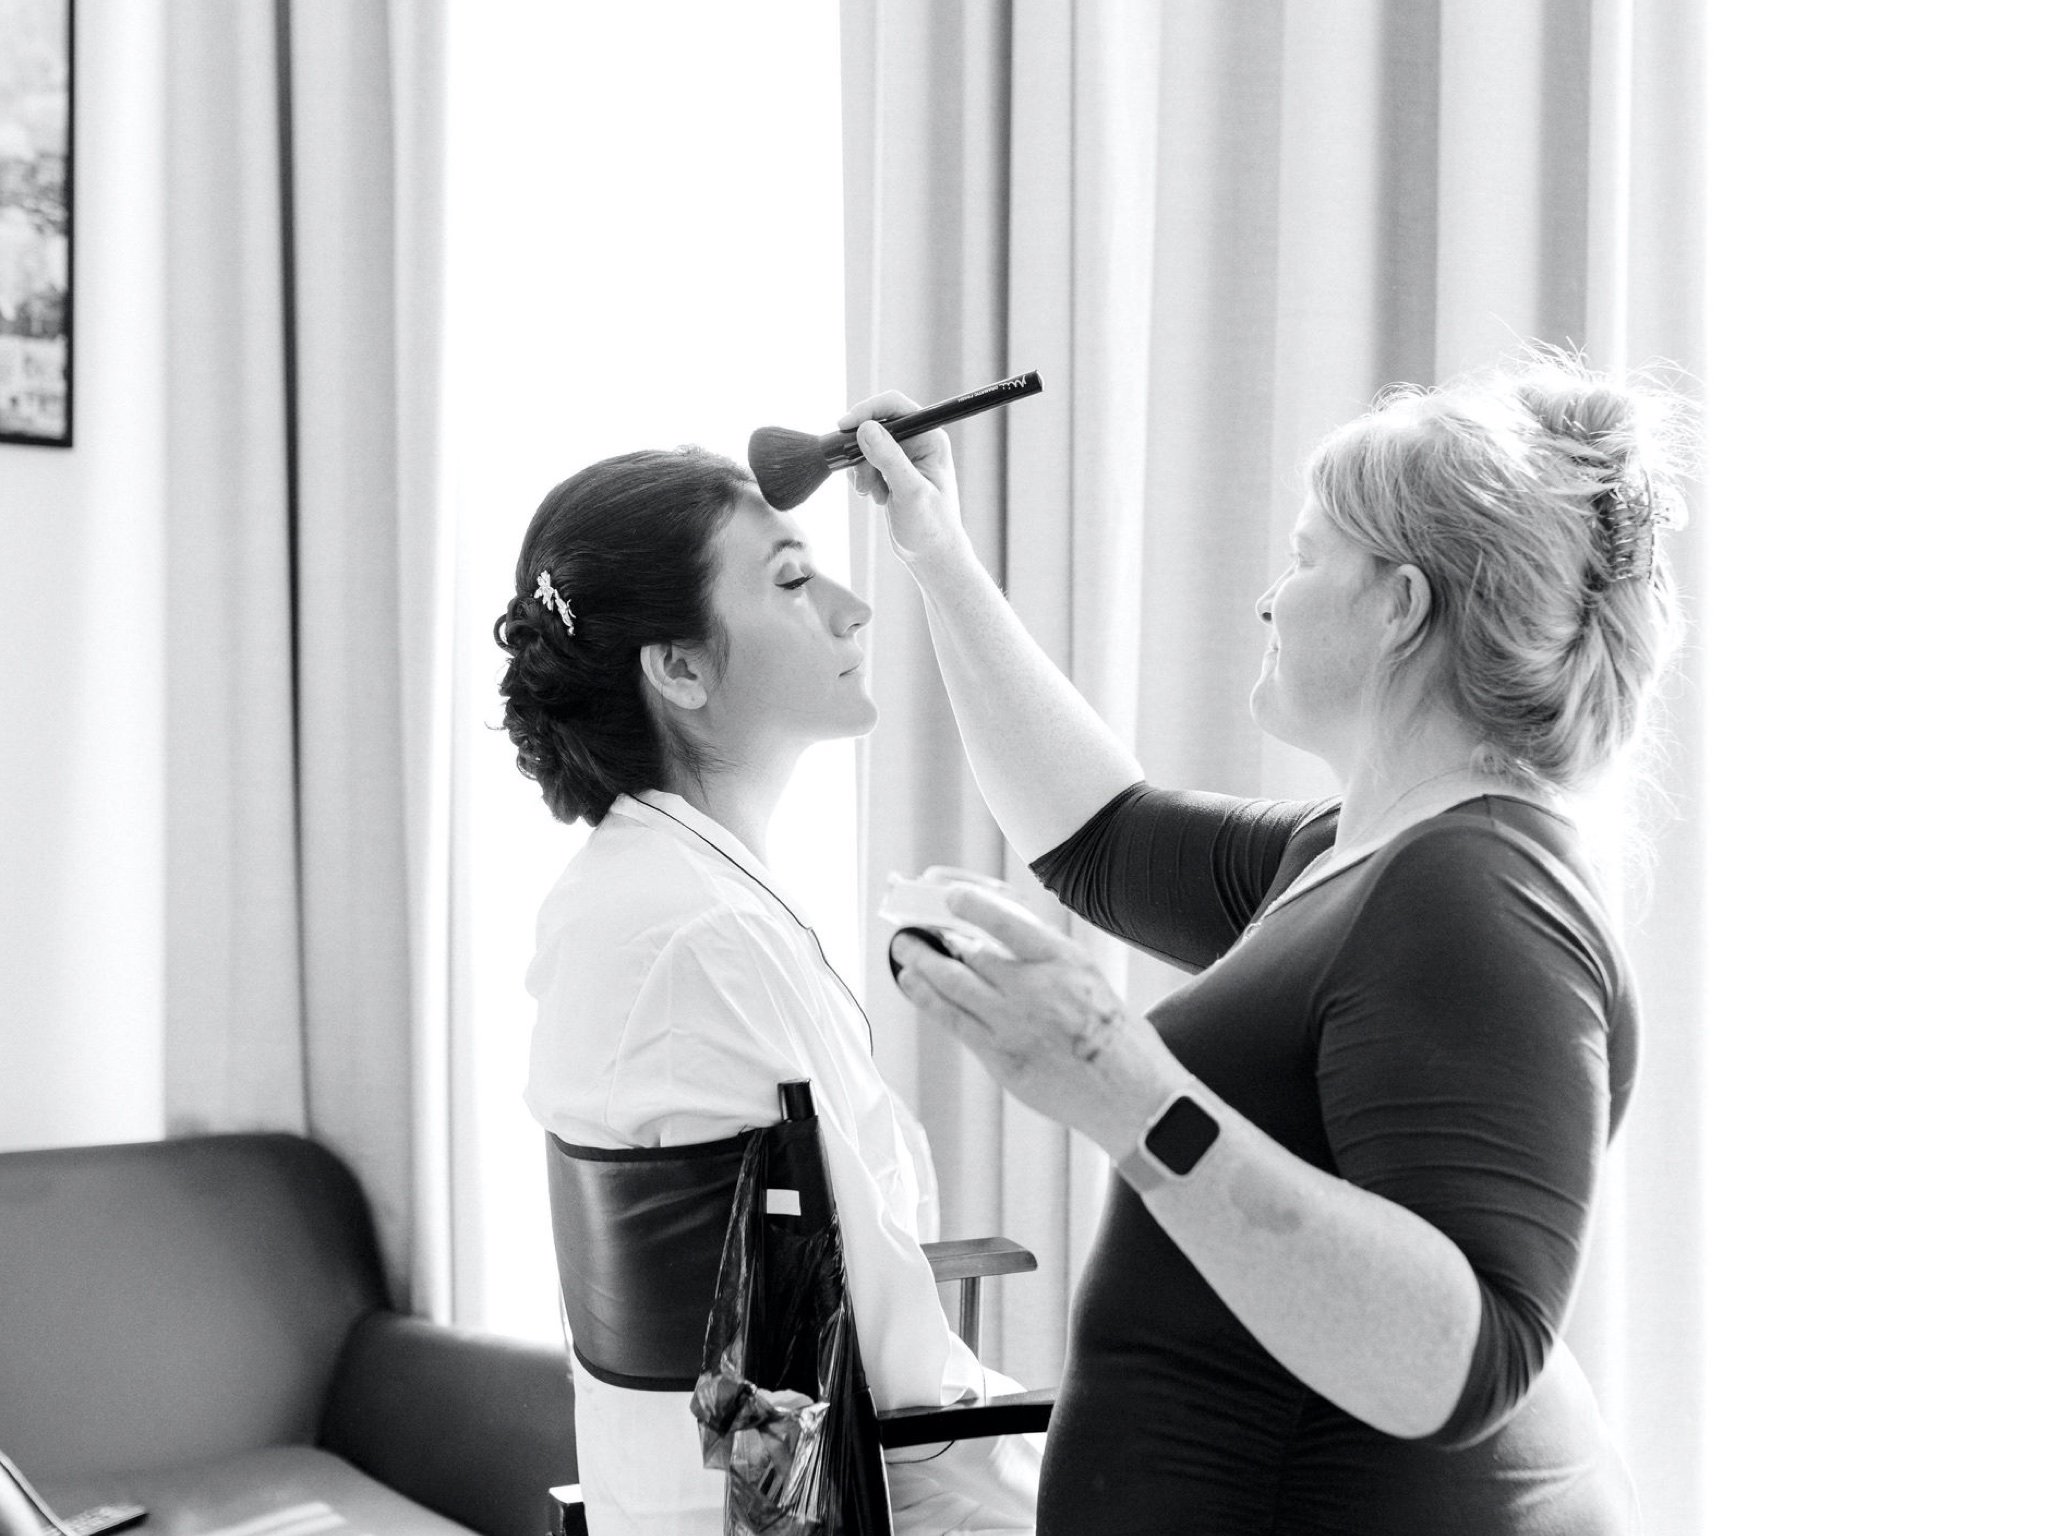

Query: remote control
left=59, top=1506, right=147, bottom=1536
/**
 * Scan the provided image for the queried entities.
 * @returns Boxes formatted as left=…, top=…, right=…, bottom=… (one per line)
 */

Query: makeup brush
left=748, top=370, right=1043, bottom=510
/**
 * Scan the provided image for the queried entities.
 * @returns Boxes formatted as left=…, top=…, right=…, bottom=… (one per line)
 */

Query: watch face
left=1145, top=1096, right=1221, bottom=1176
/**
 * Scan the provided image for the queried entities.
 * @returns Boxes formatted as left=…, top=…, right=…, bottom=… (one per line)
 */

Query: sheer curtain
left=841, top=0, right=1705, bottom=1529
left=162, top=0, right=453, bottom=1316
left=442, top=1, right=855, bottom=1340
left=162, top=0, right=861, bottom=1346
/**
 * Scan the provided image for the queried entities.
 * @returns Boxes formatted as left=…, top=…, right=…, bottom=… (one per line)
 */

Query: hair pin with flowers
left=534, top=570, right=576, bottom=635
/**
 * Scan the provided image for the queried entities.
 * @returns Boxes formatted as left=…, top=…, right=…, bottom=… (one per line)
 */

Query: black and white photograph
left=2, top=4, right=2042, bottom=1535
left=0, top=0, right=71, bottom=446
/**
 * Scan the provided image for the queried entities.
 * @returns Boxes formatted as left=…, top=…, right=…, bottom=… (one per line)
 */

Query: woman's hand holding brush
left=753, top=372, right=1039, bottom=510
left=838, top=392, right=970, bottom=568
left=841, top=388, right=1147, bottom=862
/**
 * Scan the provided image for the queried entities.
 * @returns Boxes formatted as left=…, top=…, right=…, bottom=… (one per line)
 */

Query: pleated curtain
left=841, top=2, right=1706, bottom=1530
left=161, top=0, right=454, bottom=1319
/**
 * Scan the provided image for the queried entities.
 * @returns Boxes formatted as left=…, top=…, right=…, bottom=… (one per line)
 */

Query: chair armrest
left=920, top=1237, right=1038, bottom=1283
left=319, top=1311, right=576, bottom=1536
left=921, top=1238, right=1037, bottom=1355
left=912, top=1239, right=1054, bottom=1443
left=877, top=1386, right=1057, bottom=1448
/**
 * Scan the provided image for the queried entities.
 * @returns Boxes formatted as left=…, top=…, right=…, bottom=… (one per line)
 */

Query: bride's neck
left=666, top=746, right=799, bottom=865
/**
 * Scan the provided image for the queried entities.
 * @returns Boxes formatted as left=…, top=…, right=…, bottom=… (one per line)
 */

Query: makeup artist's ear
left=640, top=640, right=712, bottom=712
left=1380, top=563, right=1435, bottom=654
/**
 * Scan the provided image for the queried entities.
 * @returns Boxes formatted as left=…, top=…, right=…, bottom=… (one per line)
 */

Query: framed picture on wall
left=0, top=0, right=74, bottom=447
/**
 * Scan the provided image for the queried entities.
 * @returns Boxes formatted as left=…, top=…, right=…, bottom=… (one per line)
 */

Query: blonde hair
left=1308, top=350, right=1693, bottom=791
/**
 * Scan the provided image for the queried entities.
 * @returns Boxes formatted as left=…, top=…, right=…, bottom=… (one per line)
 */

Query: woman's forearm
left=1139, top=1086, right=1483, bottom=1439
left=905, top=535, right=1144, bottom=864
left=890, top=889, right=1483, bottom=1437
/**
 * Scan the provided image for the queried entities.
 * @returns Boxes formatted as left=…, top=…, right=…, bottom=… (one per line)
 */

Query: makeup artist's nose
left=1254, top=577, right=1279, bottom=625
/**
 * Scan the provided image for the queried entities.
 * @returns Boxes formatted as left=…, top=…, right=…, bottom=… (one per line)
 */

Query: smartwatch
left=1116, top=1091, right=1221, bottom=1192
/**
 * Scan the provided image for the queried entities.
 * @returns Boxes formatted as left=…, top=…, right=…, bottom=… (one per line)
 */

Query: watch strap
left=1115, top=1142, right=1169, bottom=1192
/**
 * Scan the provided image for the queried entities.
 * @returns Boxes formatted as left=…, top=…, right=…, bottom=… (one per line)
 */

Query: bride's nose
left=833, top=582, right=873, bottom=635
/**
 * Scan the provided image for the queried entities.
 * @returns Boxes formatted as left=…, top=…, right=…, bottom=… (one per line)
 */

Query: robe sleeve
left=611, top=910, right=963, bottom=1413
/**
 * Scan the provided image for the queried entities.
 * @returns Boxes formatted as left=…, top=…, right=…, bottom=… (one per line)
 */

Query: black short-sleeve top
left=1028, top=784, right=1639, bottom=1535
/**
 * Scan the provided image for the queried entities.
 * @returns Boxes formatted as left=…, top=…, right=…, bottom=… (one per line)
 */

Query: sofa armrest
left=319, top=1311, right=577, bottom=1536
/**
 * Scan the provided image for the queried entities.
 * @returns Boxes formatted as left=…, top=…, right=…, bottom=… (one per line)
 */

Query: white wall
left=0, top=3, right=167, bottom=1151
left=1703, top=6, right=2048, bottom=1530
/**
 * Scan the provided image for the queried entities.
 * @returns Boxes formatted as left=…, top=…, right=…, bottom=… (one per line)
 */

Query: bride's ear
left=640, top=640, right=711, bottom=711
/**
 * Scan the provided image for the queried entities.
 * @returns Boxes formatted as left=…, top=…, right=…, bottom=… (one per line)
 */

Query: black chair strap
left=545, top=1130, right=753, bottom=1390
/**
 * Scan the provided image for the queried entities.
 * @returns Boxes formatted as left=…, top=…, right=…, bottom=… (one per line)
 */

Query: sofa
left=0, top=1134, right=577, bottom=1536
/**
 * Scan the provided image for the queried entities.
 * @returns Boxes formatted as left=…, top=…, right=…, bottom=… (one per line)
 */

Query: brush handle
left=819, top=371, right=1043, bottom=469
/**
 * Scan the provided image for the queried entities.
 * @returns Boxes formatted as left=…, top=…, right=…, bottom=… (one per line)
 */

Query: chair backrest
left=545, top=1130, right=749, bottom=1386
left=545, top=1081, right=854, bottom=1394
left=0, top=1134, right=388, bottom=1477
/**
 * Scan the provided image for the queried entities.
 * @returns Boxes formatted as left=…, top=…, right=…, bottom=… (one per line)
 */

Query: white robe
left=526, top=790, right=1040, bottom=1535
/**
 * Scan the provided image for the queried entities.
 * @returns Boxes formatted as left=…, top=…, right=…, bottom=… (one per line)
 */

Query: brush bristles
left=748, top=426, right=834, bottom=510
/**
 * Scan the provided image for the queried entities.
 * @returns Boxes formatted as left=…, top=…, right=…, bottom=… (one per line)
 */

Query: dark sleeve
left=1312, top=824, right=1622, bottom=1448
left=1029, top=781, right=1335, bottom=973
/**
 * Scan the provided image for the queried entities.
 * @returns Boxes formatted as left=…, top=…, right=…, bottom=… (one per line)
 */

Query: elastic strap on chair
left=544, top=1131, right=751, bottom=1390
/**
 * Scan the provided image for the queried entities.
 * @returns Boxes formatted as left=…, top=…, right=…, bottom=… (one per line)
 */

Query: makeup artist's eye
left=778, top=574, right=814, bottom=591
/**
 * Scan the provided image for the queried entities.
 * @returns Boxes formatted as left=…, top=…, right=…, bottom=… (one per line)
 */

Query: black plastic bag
left=691, top=1091, right=893, bottom=1535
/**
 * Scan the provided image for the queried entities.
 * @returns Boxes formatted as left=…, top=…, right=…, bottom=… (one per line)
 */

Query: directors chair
left=545, top=1080, right=1053, bottom=1531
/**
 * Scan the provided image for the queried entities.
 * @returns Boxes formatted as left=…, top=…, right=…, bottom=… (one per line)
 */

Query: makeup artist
left=845, top=357, right=1685, bottom=1535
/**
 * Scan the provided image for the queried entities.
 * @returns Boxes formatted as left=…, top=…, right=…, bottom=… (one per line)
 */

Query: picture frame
left=0, top=0, right=74, bottom=448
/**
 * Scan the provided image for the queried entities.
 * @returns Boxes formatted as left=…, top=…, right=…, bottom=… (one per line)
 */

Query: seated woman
left=851, top=355, right=1684, bottom=1534
left=495, top=446, right=1040, bottom=1536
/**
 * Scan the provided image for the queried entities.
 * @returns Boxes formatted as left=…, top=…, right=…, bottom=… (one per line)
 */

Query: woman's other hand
left=888, top=884, right=1184, bottom=1160
left=893, top=882, right=1484, bottom=1441
left=838, top=392, right=967, bottom=567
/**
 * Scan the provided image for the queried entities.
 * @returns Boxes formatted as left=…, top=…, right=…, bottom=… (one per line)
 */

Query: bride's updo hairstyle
left=495, top=447, right=753, bottom=825
left=1310, top=351, right=1691, bottom=790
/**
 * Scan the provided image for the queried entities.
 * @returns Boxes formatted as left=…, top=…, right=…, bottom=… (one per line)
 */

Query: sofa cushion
left=38, top=1446, right=476, bottom=1536
left=0, top=1136, right=388, bottom=1477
